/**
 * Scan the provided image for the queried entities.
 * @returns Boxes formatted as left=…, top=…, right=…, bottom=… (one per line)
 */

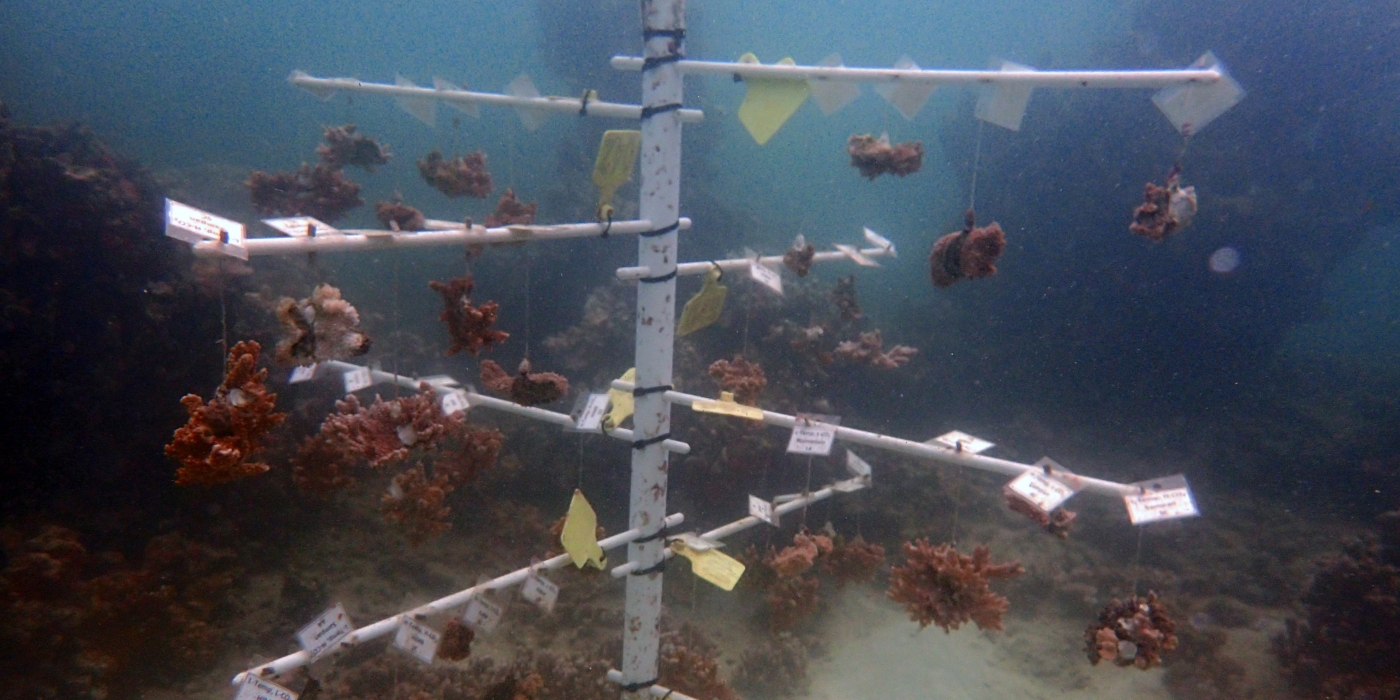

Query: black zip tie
left=635, top=523, right=670, bottom=543
left=639, top=102, right=682, bottom=120
left=632, top=558, right=667, bottom=576
left=620, top=678, right=660, bottom=692
left=660, top=690, right=675, bottom=700
left=642, top=53, right=684, bottom=72
left=639, top=221, right=680, bottom=238
left=600, top=210, right=614, bottom=238
left=642, top=27, right=685, bottom=41
left=578, top=89, right=592, bottom=116
left=638, top=269, right=677, bottom=283
left=632, top=384, right=673, bottom=397
left=632, top=432, right=671, bottom=450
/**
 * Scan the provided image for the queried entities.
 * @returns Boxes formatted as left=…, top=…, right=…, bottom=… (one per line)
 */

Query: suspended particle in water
left=1208, top=246, right=1241, bottom=274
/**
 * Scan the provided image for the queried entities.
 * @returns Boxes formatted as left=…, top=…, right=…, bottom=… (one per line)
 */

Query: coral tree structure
left=273, top=283, right=371, bottom=366
left=480, top=359, right=569, bottom=406
left=246, top=164, right=363, bottom=222
left=708, top=357, right=768, bottom=405
left=930, top=209, right=1006, bottom=288
left=887, top=539, right=1024, bottom=632
left=419, top=149, right=493, bottom=198
left=165, top=340, right=286, bottom=486
left=1085, top=591, right=1179, bottom=670
left=1004, top=489, right=1077, bottom=538
left=428, top=276, right=509, bottom=356
left=1130, top=163, right=1198, bottom=242
left=484, top=188, right=538, bottom=227
left=1275, top=510, right=1400, bottom=698
left=316, top=124, right=392, bottom=171
left=834, top=329, right=917, bottom=369
left=847, top=133, right=924, bottom=179
left=375, top=199, right=427, bottom=231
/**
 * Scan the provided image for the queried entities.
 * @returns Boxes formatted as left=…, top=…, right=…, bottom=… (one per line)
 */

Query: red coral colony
left=429, top=275, right=510, bottom=356
left=483, top=188, right=538, bottom=227
left=165, top=340, right=286, bottom=487
left=847, top=133, right=924, bottom=179
left=887, top=539, right=1024, bottom=632
left=419, top=149, right=494, bottom=198
left=930, top=208, right=1006, bottom=288
left=245, top=125, right=385, bottom=222
left=1085, top=591, right=1179, bottom=670
left=480, top=359, right=569, bottom=407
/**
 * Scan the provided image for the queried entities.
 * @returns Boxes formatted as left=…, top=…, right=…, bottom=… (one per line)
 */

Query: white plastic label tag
left=1124, top=474, right=1200, bottom=524
left=834, top=243, right=879, bottom=267
left=296, top=603, right=354, bottom=661
left=462, top=596, right=503, bottom=633
left=749, top=260, right=783, bottom=294
left=749, top=495, right=779, bottom=527
left=393, top=616, right=441, bottom=664
left=521, top=572, right=560, bottom=613
left=343, top=367, right=373, bottom=393
left=570, top=393, right=610, bottom=432
left=1006, top=470, right=1077, bottom=512
left=1152, top=52, right=1244, bottom=136
left=440, top=389, right=469, bottom=416
left=786, top=413, right=840, bottom=456
left=975, top=59, right=1036, bottom=131
left=928, top=430, right=994, bottom=454
left=874, top=56, right=936, bottom=121
left=263, top=216, right=338, bottom=237
left=234, top=674, right=298, bottom=700
left=288, top=364, right=318, bottom=384
left=808, top=53, right=861, bottom=115
left=165, top=199, right=247, bottom=260
left=845, top=449, right=872, bottom=478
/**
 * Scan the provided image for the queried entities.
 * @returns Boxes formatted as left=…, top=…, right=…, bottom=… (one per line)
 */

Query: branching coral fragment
left=847, top=133, right=924, bottom=179
left=418, top=149, right=493, bottom=198
left=930, top=209, right=1005, bottom=288
left=428, top=276, right=509, bottom=356
left=273, top=284, right=371, bottom=367
left=833, top=329, right=917, bottom=369
left=165, top=340, right=285, bottom=486
left=317, top=124, right=391, bottom=171
left=246, top=164, right=363, bottom=222
left=480, top=359, right=569, bottom=406
left=375, top=200, right=426, bottom=231
left=483, top=188, right=538, bottom=227
left=1130, top=164, right=1197, bottom=242
left=887, top=539, right=1024, bottom=632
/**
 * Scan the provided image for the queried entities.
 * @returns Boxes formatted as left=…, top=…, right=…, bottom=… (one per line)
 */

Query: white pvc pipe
left=318, top=361, right=692, bottom=455
left=606, top=671, right=701, bottom=700
left=230, top=513, right=685, bottom=685
left=611, top=56, right=1222, bottom=88
left=288, top=72, right=705, bottom=122
left=194, top=218, right=691, bottom=258
left=612, top=381, right=1136, bottom=498
left=616, top=246, right=892, bottom=281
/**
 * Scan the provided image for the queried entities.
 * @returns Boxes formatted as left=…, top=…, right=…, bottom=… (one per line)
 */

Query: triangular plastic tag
left=737, top=54, right=813, bottom=145
left=506, top=74, right=548, bottom=132
left=1152, top=52, right=1244, bottom=136
left=975, top=59, right=1036, bottom=131
left=395, top=75, right=436, bottom=127
left=874, top=57, right=935, bottom=121
left=809, top=53, right=861, bottom=115
left=433, top=77, right=481, bottom=118
left=288, top=70, right=336, bottom=101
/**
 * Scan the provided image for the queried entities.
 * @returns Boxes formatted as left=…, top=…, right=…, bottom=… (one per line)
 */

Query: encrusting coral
left=708, top=356, right=768, bottom=406
left=887, top=539, right=1024, bottom=632
left=480, top=359, right=569, bottom=406
left=783, top=236, right=816, bottom=277
left=1085, top=591, right=1179, bottom=670
left=375, top=199, right=427, bottom=231
left=833, top=329, right=917, bottom=369
left=429, top=276, right=510, bottom=356
left=484, top=188, right=538, bottom=227
left=1130, top=163, right=1198, bottom=242
left=847, top=133, right=924, bottom=179
left=165, top=340, right=286, bottom=486
left=316, top=124, right=392, bottom=171
left=930, top=208, right=1005, bottom=288
left=273, top=284, right=371, bottom=367
left=418, top=149, right=493, bottom=198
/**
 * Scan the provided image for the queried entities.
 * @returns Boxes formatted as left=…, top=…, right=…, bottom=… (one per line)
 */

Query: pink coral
left=834, top=330, right=917, bottom=369
left=274, top=284, right=371, bottom=367
left=317, top=385, right=457, bottom=468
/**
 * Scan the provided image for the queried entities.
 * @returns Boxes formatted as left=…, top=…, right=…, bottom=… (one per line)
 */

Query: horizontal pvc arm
left=611, top=56, right=1220, bottom=89
left=616, top=245, right=892, bottom=281
left=289, top=71, right=705, bottom=122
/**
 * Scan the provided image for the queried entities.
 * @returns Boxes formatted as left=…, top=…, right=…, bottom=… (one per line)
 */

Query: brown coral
left=1085, top=591, right=1178, bottom=669
left=930, top=209, right=1005, bottom=288
left=317, top=124, right=391, bottom=171
left=1004, top=488, right=1077, bottom=538
left=418, top=149, right=493, bottom=198
left=316, top=386, right=459, bottom=468
left=659, top=624, right=740, bottom=700
left=273, top=284, right=371, bottom=367
left=832, top=274, right=862, bottom=320
left=437, top=617, right=475, bottom=661
left=165, top=340, right=286, bottom=486
left=429, top=276, right=510, bottom=356
left=887, top=539, right=1024, bottom=632
left=833, top=329, right=917, bottom=369
left=708, top=357, right=767, bottom=406
left=480, top=359, right=569, bottom=406
left=1130, top=164, right=1198, bottom=242
left=823, top=535, right=886, bottom=584
left=483, top=188, right=538, bottom=227
left=376, top=200, right=427, bottom=231
left=783, top=238, right=816, bottom=277
left=381, top=467, right=454, bottom=545
left=246, top=163, right=363, bottom=222
left=847, top=133, right=924, bottom=179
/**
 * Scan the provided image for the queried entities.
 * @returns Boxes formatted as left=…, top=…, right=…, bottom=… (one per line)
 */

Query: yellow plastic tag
left=736, top=55, right=812, bottom=146
left=593, top=130, right=641, bottom=219
left=671, top=541, right=746, bottom=591
left=677, top=265, right=727, bottom=337
left=606, top=368, right=636, bottom=429
left=560, top=490, right=607, bottom=570
left=692, top=391, right=765, bottom=421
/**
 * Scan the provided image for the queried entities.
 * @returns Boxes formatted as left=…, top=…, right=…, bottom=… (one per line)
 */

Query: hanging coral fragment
left=273, top=284, right=372, bottom=367
left=166, top=341, right=286, bottom=486
left=929, top=209, right=1005, bottom=288
left=1129, top=164, right=1197, bottom=242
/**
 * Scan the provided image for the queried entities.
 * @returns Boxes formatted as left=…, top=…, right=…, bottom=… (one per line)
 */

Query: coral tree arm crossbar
left=616, top=245, right=893, bottom=281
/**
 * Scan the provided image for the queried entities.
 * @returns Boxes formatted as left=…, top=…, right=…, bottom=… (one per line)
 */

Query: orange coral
left=887, top=539, right=1023, bottom=632
left=166, top=340, right=285, bottom=486
left=930, top=209, right=1005, bottom=288
left=480, top=359, right=569, bottom=407
left=708, top=357, right=767, bottom=406
left=419, top=150, right=493, bottom=198
left=429, top=276, right=509, bottom=356
left=483, top=188, right=537, bottom=227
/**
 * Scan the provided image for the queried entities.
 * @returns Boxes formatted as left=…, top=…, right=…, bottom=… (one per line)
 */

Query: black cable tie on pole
left=642, top=27, right=685, bottom=41
left=578, top=89, right=592, bottom=116
left=620, top=678, right=660, bottom=692
left=638, top=269, right=677, bottom=284
left=632, top=384, right=672, bottom=397
left=639, top=221, right=679, bottom=238
left=631, top=432, right=671, bottom=450
left=660, top=690, right=675, bottom=700
left=639, top=102, right=682, bottom=121
left=600, top=210, right=614, bottom=238
left=642, top=53, right=684, bottom=72
left=631, top=558, right=667, bottom=576
left=635, top=523, right=670, bottom=543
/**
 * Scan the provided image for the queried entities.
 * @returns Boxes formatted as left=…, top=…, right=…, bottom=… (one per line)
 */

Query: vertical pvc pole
left=622, top=0, right=684, bottom=696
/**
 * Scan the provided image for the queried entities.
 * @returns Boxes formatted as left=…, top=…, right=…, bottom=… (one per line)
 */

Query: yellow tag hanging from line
left=677, top=265, right=727, bottom=337
left=592, top=129, right=641, bottom=221
left=606, top=368, right=636, bottom=429
left=671, top=540, right=746, bottom=591
left=736, top=54, right=812, bottom=146
left=691, top=391, right=765, bottom=421
left=560, top=490, right=607, bottom=570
